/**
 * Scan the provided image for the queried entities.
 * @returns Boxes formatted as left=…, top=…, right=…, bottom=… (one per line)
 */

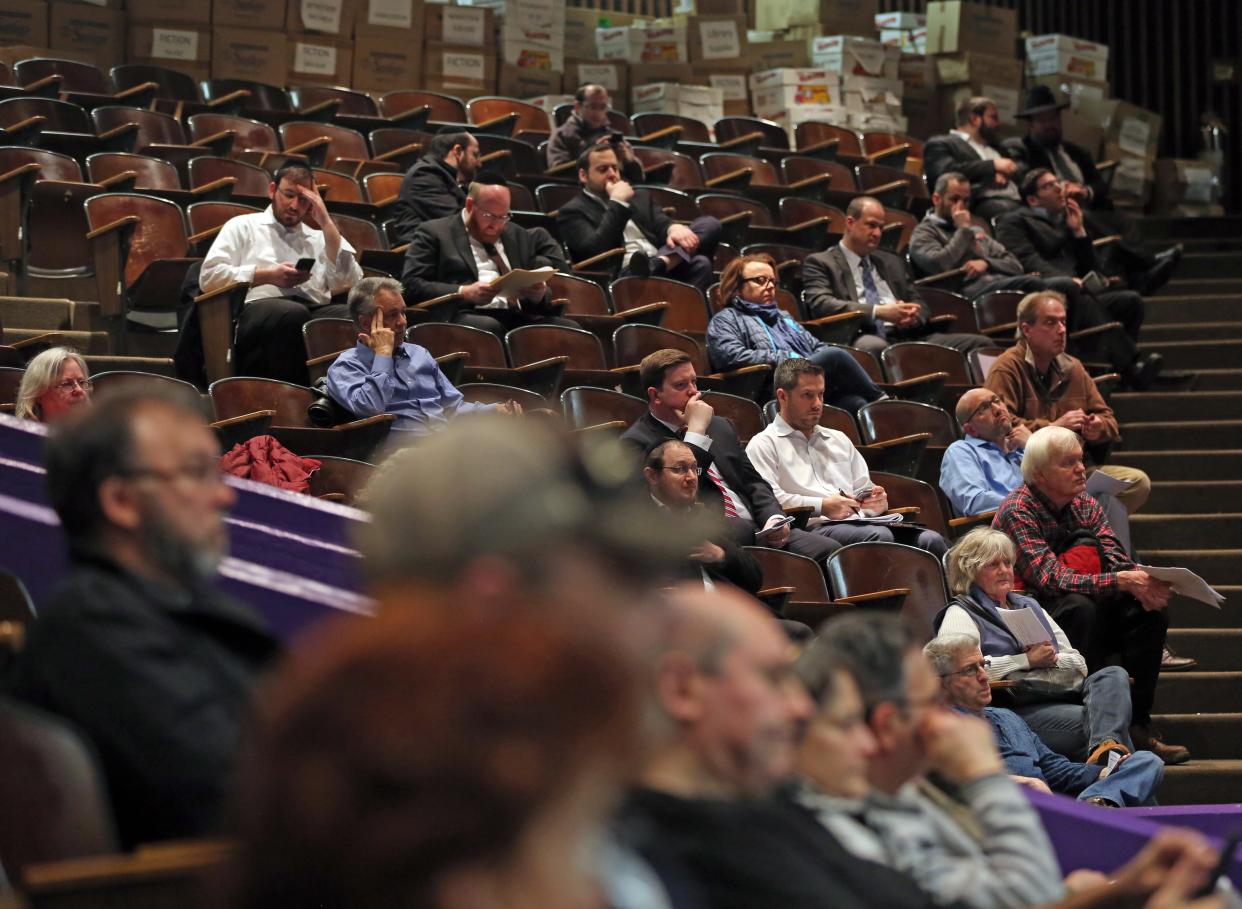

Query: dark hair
left=577, top=142, right=617, bottom=174
left=934, top=171, right=969, bottom=196
left=818, top=612, right=920, bottom=714
left=644, top=438, right=688, bottom=472
left=773, top=358, right=824, bottom=395
left=44, top=385, right=206, bottom=541
left=228, top=601, right=639, bottom=909
left=955, top=95, right=994, bottom=126
left=471, top=169, right=507, bottom=186
left=430, top=130, right=473, bottom=159
left=272, top=161, right=314, bottom=187
left=574, top=83, right=606, bottom=104
left=846, top=195, right=882, bottom=220
left=639, top=349, right=692, bottom=399
left=718, top=253, right=777, bottom=309
left=1021, top=167, right=1053, bottom=201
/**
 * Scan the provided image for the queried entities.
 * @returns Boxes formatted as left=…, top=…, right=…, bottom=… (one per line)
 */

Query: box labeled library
left=688, top=15, right=746, bottom=63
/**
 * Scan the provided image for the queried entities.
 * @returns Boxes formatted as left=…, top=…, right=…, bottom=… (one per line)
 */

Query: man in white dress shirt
left=747, top=358, right=947, bottom=556
left=200, top=161, right=363, bottom=384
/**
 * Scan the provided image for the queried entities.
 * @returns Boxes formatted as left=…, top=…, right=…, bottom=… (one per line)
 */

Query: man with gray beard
left=10, top=386, right=280, bottom=849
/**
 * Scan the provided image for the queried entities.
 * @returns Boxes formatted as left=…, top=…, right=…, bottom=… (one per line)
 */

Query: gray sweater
left=909, top=213, right=1026, bottom=298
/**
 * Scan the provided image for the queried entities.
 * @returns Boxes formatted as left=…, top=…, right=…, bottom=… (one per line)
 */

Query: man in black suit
left=995, top=169, right=1162, bottom=389
left=643, top=438, right=762, bottom=595
left=390, top=129, right=479, bottom=246
left=923, top=96, right=1025, bottom=222
left=400, top=178, right=574, bottom=336
left=801, top=196, right=993, bottom=356
left=621, top=348, right=838, bottom=565
left=1005, top=85, right=1180, bottom=295
left=556, top=144, right=721, bottom=289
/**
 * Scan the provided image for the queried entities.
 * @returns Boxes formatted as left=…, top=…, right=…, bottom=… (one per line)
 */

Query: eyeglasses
left=475, top=208, right=512, bottom=225
left=743, top=275, right=777, bottom=288
left=119, top=460, right=224, bottom=487
left=662, top=464, right=701, bottom=476
left=942, top=661, right=989, bottom=679
left=1035, top=179, right=1061, bottom=192
left=54, top=378, right=93, bottom=394
left=967, top=395, right=1004, bottom=421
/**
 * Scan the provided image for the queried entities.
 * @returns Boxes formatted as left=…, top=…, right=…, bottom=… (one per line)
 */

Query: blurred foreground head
left=229, top=599, right=641, bottom=909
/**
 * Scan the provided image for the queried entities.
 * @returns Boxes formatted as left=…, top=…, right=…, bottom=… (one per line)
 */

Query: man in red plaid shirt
left=993, top=425, right=1189, bottom=764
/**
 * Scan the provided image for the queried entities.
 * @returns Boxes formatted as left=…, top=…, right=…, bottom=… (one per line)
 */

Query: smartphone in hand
left=295, top=257, right=315, bottom=271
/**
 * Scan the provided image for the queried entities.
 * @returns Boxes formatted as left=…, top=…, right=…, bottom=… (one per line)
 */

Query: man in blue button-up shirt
left=326, top=276, right=520, bottom=435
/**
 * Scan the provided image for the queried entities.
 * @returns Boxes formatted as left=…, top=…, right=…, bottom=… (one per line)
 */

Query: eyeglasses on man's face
left=662, top=464, right=701, bottom=476
left=968, top=395, right=1004, bottom=422
left=942, top=660, right=989, bottom=679
left=475, top=208, right=512, bottom=225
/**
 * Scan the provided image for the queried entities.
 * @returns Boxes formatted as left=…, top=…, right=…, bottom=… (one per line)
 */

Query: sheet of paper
left=300, top=0, right=343, bottom=33
left=998, top=606, right=1054, bottom=648
left=151, top=28, right=199, bottom=61
left=368, top=0, right=412, bottom=29
left=1137, top=564, right=1226, bottom=608
left=488, top=266, right=555, bottom=296
left=1086, top=470, right=1134, bottom=497
left=293, top=42, right=337, bottom=76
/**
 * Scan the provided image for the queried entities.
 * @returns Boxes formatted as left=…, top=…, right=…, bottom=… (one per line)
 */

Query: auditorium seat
left=629, top=146, right=704, bottom=191
left=111, top=62, right=247, bottom=118
left=466, top=96, right=551, bottom=145
left=545, top=273, right=668, bottom=356
left=858, top=398, right=956, bottom=485
left=306, top=455, right=374, bottom=505
left=855, top=164, right=930, bottom=216
left=85, top=152, right=236, bottom=206
left=611, top=322, right=770, bottom=400
left=505, top=323, right=625, bottom=391
left=861, top=130, right=922, bottom=174
left=700, top=390, right=764, bottom=443
left=826, top=540, right=950, bottom=641
left=202, top=78, right=291, bottom=115
left=186, top=113, right=288, bottom=172
left=406, top=322, right=566, bottom=397
left=12, top=57, right=156, bottom=111
left=187, top=156, right=271, bottom=200
left=378, top=89, right=464, bottom=125
left=880, top=341, right=975, bottom=412
left=0, top=97, right=139, bottom=161
left=610, top=275, right=711, bottom=339
left=560, top=385, right=646, bottom=433
left=458, top=382, right=546, bottom=411
left=881, top=207, right=918, bottom=253
left=185, top=200, right=262, bottom=254
left=91, top=106, right=230, bottom=175
left=742, top=546, right=843, bottom=627
left=694, top=193, right=816, bottom=249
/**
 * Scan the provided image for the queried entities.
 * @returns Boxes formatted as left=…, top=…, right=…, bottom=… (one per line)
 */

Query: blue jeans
left=806, top=346, right=885, bottom=415
left=1014, top=665, right=1134, bottom=761
left=1078, top=750, right=1163, bottom=806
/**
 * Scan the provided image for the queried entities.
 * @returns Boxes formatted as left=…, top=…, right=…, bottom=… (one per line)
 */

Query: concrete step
left=1151, top=674, right=1242, bottom=714
left=1143, top=295, right=1239, bottom=324
left=1177, top=252, right=1242, bottom=279
left=1167, top=589, right=1242, bottom=628
left=1180, top=369, right=1242, bottom=391
left=0, top=296, right=101, bottom=332
left=24, top=274, right=96, bottom=302
left=1113, top=391, right=1242, bottom=423
left=1110, top=451, right=1241, bottom=482
left=1146, top=481, right=1242, bottom=514
left=1150, top=715, right=1242, bottom=763
left=1138, top=216, right=1242, bottom=241
left=1159, top=759, right=1242, bottom=804
left=1143, top=339, right=1242, bottom=370
left=1166, top=630, right=1242, bottom=671
left=1118, top=420, right=1242, bottom=450
left=1136, top=550, right=1239, bottom=589
left=1158, top=279, right=1242, bottom=297
left=1139, top=321, right=1242, bottom=343
left=1131, top=514, right=1242, bottom=550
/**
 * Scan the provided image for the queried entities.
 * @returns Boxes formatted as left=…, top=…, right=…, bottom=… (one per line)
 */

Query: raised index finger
left=371, top=309, right=382, bottom=333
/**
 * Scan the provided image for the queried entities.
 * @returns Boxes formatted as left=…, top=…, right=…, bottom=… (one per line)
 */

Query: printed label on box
left=847, top=42, right=887, bottom=75
left=301, top=0, right=343, bottom=33
left=709, top=73, right=747, bottom=101
left=699, top=20, right=740, bottom=60
left=1118, top=117, right=1151, bottom=157
left=151, top=28, right=199, bottom=60
left=444, top=8, right=486, bottom=46
left=368, top=0, right=413, bottom=29
left=294, top=41, right=337, bottom=74
left=577, top=63, right=619, bottom=91
left=79, top=0, right=108, bottom=6
left=443, top=51, right=485, bottom=81
left=1183, top=166, right=1214, bottom=203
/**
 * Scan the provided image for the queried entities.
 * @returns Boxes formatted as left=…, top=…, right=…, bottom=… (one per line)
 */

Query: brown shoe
left=1131, top=725, right=1191, bottom=765
left=1085, top=796, right=1119, bottom=808
left=1087, top=739, right=1130, bottom=766
left=1161, top=646, right=1198, bottom=672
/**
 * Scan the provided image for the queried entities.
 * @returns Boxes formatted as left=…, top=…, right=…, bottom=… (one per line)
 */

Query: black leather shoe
left=650, top=254, right=669, bottom=277
left=1125, top=352, right=1164, bottom=391
left=627, top=251, right=650, bottom=278
left=1133, top=244, right=1182, bottom=294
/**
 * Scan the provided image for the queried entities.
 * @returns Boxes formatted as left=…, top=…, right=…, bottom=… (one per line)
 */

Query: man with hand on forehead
left=327, top=276, right=520, bottom=435
left=200, top=160, right=362, bottom=384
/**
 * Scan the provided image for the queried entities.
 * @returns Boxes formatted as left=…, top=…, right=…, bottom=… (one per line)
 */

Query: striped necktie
left=704, top=465, right=738, bottom=518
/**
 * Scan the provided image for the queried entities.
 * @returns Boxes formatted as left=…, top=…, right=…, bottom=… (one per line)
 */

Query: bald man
left=399, top=177, right=575, bottom=336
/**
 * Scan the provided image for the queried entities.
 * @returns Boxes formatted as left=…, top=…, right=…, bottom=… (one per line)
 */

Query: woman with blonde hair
left=14, top=347, right=91, bottom=422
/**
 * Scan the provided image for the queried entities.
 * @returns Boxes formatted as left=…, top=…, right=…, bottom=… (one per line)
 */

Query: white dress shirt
left=463, top=211, right=519, bottom=310
left=651, top=414, right=753, bottom=524
left=950, top=129, right=1020, bottom=201
left=199, top=206, right=362, bottom=306
left=746, top=414, right=873, bottom=520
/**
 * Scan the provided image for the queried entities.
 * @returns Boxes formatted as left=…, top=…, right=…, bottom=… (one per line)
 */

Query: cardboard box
left=708, top=68, right=749, bottom=115
left=1152, top=158, right=1222, bottom=216
left=847, top=109, right=906, bottom=132
left=747, top=38, right=809, bottom=70
left=1059, top=110, right=1103, bottom=158
left=764, top=103, right=846, bottom=142
left=423, top=42, right=496, bottom=93
left=285, top=0, right=364, bottom=36
left=129, top=24, right=210, bottom=69
left=352, top=28, right=421, bottom=92
left=212, top=0, right=287, bottom=30
left=359, top=0, right=424, bottom=31
left=878, top=27, right=925, bottom=54
left=874, top=11, right=924, bottom=30
left=749, top=66, right=836, bottom=92
left=1026, top=73, right=1108, bottom=112
left=692, top=0, right=746, bottom=15
left=286, top=33, right=352, bottom=85
left=1078, top=97, right=1161, bottom=160
left=631, top=82, right=723, bottom=130
left=752, top=81, right=840, bottom=119
left=0, top=0, right=49, bottom=49
left=49, top=2, right=124, bottom=70
left=687, top=15, right=746, bottom=64
left=842, top=75, right=900, bottom=110
left=497, top=61, right=562, bottom=98
left=212, top=27, right=286, bottom=84
left=597, top=25, right=688, bottom=64
left=500, top=22, right=565, bottom=70
left=1024, top=33, right=1108, bottom=80
left=126, top=0, right=210, bottom=24
left=0, top=44, right=86, bottom=71
left=628, top=62, right=694, bottom=91
left=564, top=8, right=635, bottom=51
left=426, top=4, right=495, bottom=48
left=935, top=81, right=1021, bottom=125
left=755, top=0, right=875, bottom=35
left=898, top=53, right=935, bottom=89
left=934, top=52, right=1022, bottom=88
left=563, top=58, right=627, bottom=103
left=810, top=36, right=900, bottom=80
left=925, top=1, right=1018, bottom=57
left=1101, top=144, right=1153, bottom=207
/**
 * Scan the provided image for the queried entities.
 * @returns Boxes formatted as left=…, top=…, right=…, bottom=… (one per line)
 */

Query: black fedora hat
left=1016, top=84, right=1070, bottom=118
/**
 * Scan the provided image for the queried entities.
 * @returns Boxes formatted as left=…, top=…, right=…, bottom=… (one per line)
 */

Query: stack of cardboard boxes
left=46, top=0, right=125, bottom=73
left=811, top=33, right=903, bottom=133
left=875, top=10, right=925, bottom=54
left=494, top=0, right=565, bottom=98
left=564, top=8, right=631, bottom=109
left=423, top=3, right=494, bottom=96
left=923, top=0, right=1023, bottom=131
left=129, top=0, right=210, bottom=82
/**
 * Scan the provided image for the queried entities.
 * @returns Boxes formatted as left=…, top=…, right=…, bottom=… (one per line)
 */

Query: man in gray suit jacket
left=801, top=196, right=993, bottom=356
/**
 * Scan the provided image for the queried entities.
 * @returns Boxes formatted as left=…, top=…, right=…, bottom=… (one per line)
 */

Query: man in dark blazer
left=995, top=168, right=1162, bottom=390
left=400, top=178, right=573, bottom=335
left=621, top=348, right=839, bottom=565
left=801, top=196, right=993, bottom=356
left=1004, top=85, right=1180, bottom=294
left=389, top=129, right=479, bottom=245
left=923, top=96, right=1026, bottom=222
left=556, top=144, right=721, bottom=289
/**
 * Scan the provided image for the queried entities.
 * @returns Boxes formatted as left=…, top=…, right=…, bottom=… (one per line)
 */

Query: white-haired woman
left=14, top=347, right=92, bottom=423
left=936, top=526, right=1135, bottom=766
